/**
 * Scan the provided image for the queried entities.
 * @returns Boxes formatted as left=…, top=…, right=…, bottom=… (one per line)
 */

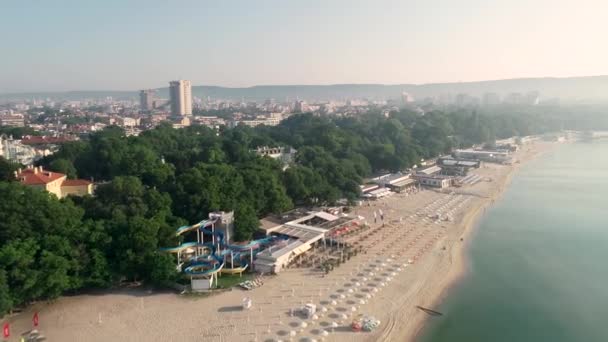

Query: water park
left=160, top=211, right=288, bottom=291
left=159, top=208, right=367, bottom=293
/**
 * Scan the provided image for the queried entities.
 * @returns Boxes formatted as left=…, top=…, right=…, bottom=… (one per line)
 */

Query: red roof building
left=16, top=166, right=93, bottom=198
left=20, top=135, right=78, bottom=145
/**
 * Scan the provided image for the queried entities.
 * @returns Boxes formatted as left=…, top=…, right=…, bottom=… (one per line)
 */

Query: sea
left=420, top=141, right=608, bottom=342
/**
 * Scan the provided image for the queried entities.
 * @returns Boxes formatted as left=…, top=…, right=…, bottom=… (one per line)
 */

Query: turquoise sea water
left=420, top=142, right=608, bottom=342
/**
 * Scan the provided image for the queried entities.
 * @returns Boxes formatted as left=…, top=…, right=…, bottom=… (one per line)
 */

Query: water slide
left=175, top=219, right=215, bottom=236
left=183, top=253, right=225, bottom=276
left=159, top=241, right=206, bottom=254
left=160, top=218, right=226, bottom=277
left=161, top=218, right=282, bottom=277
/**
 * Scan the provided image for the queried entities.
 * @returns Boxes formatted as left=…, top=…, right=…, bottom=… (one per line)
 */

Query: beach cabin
left=413, top=174, right=453, bottom=188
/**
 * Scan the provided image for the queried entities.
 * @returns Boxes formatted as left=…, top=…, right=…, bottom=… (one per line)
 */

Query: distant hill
left=2, top=75, right=608, bottom=103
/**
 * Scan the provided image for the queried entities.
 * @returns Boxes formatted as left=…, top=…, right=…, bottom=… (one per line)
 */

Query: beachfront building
left=415, top=165, right=442, bottom=176
left=255, top=210, right=354, bottom=273
left=360, top=183, right=380, bottom=196
left=369, top=172, right=418, bottom=193
left=363, top=187, right=393, bottom=199
left=453, top=149, right=512, bottom=164
left=15, top=166, right=93, bottom=198
left=412, top=174, right=453, bottom=188
left=438, top=157, right=481, bottom=176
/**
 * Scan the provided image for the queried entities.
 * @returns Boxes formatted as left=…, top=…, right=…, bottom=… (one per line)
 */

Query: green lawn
left=216, top=273, right=254, bottom=289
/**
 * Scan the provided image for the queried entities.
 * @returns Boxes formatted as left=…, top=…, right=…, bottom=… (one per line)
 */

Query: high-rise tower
left=139, top=89, right=156, bottom=111
left=169, top=80, right=192, bottom=116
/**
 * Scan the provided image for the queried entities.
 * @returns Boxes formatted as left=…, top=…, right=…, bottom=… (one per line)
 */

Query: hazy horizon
left=2, top=74, right=608, bottom=95
left=2, top=0, right=607, bottom=93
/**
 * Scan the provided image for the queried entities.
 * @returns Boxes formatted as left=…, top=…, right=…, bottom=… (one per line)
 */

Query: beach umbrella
left=359, top=299, right=366, bottom=305
left=347, top=289, right=354, bottom=293
left=339, top=294, right=346, bottom=299
left=322, top=330, right=329, bottom=337
left=331, top=300, right=337, bottom=306
left=351, top=306, right=357, bottom=312
left=365, top=294, right=372, bottom=299
left=312, top=314, right=319, bottom=320
left=341, top=313, right=348, bottom=320
left=301, top=322, right=308, bottom=328
left=321, top=307, right=328, bottom=312
left=331, top=322, right=339, bottom=328
left=290, top=330, right=297, bottom=337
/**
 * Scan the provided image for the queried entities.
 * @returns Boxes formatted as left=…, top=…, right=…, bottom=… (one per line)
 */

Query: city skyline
left=2, top=0, right=608, bottom=93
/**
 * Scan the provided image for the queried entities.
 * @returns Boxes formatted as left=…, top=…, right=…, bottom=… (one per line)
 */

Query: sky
left=1, top=0, right=607, bottom=92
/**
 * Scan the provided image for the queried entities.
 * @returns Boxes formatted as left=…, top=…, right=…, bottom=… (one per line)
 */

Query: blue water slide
left=159, top=241, right=207, bottom=254
left=183, top=254, right=225, bottom=275
left=200, top=227, right=225, bottom=247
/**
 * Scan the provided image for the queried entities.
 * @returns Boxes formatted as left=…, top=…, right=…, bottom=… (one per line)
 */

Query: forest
left=0, top=107, right=579, bottom=315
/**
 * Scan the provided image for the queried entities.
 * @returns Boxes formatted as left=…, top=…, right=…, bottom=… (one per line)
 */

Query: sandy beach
left=1, top=142, right=552, bottom=342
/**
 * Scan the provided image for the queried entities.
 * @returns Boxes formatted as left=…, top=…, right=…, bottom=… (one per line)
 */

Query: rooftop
left=416, top=165, right=442, bottom=175
left=62, top=179, right=92, bottom=186
left=21, top=136, right=78, bottom=145
left=17, top=167, right=65, bottom=185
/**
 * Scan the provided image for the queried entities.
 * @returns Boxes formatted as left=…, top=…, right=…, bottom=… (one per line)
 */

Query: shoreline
left=407, top=143, right=553, bottom=341
left=0, top=143, right=556, bottom=342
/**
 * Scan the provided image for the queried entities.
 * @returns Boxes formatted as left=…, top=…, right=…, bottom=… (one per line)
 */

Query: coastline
left=0, top=143, right=556, bottom=342
left=406, top=143, right=553, bottom=342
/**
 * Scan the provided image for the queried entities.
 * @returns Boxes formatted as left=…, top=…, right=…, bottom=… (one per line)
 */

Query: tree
left=0, top=157, right=17, bottom=181
left=49, top=158, right=78, bottom=179
left=233, top=204, right=259, bottom=242
left=147, top=253, right=179, bottom=287
left=0, top=270, right=11, bottom=316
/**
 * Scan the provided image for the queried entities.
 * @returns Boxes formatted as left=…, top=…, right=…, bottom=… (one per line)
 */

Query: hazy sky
left=1, top=0, right=607, bottom=92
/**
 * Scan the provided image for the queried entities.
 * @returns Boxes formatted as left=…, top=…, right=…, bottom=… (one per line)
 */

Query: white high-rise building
left=169, top=80, right=192, bottom=116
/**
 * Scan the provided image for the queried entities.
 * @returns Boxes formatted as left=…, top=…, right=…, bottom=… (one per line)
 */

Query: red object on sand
left=33, top=312, right=39, bottom=327
left=2, top=323, right=9, bottom=338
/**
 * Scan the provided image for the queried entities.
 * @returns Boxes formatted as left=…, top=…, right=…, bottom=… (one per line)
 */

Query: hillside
left=1, top=75, right=607, bottom=102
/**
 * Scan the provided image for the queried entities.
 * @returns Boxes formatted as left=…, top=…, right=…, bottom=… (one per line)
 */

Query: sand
left=0, top=142, right=552, bottom=342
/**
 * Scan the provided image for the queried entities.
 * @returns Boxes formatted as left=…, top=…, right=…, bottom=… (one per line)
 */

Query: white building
left=230, top=117, right=281, bottom=128
left=0, top=135, right=41, bottom=165
left=169, top=80, right=192, bottom=116
left=413, top=174, right=452, bottom=188
left=0, top=114, right=25, bottom=127
left=255, top=211, right=352, bottom=273
left=254, top=146, right=297, bottom=166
